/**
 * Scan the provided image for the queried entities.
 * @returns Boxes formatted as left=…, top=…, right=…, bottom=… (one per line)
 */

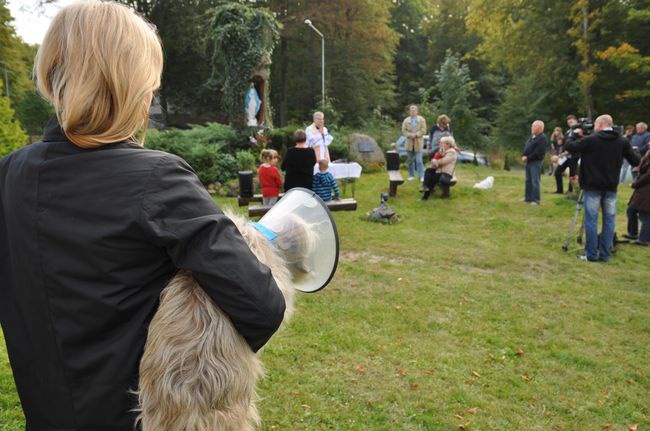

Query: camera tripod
left=562, top=190, right=629, bottom=252
left=562, top=190, right=585, bottom=251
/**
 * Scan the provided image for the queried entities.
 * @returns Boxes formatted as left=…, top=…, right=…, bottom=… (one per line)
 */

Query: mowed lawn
left=1, top=165, right=648, bottom=430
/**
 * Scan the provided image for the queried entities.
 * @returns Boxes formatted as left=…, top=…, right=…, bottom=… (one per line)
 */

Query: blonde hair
left=440, top=136, right=456, bottom=149
left=437, top=114, right=450, bottom=127
left=35, top=1, right=163, bottom=148
left=260, top=149, right=278, bottom=162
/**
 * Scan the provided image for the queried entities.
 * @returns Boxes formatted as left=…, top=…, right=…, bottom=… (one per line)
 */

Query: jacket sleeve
left=417, top=118, right=427, bottom=138
left=632, top=170, right=650, bottom=189
left=401, top=119, right=409, bottom=137
left=436, top=151, right=456, bottom=167
left=139, top=155, right=286, bottom=352
left=529, top=135, right=548, bottom=160
left=564, top=136, right=590, bottom=155
left=623, top=140, right=642, bottom=167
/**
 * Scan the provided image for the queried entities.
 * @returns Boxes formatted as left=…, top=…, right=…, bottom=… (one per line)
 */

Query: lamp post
left=304, top=19, right=324, bottom=110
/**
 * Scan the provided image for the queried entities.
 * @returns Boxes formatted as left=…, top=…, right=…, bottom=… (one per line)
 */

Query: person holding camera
left=554, top=115, right=583, bottom=194
left=564, top=114, right=640, bottom=262
left=522, top=120, right=548, bottom=205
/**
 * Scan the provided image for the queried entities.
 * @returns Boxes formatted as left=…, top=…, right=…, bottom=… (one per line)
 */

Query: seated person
left=421, top=136, right=457, bottom=200
left=312, top=159, right=340, bottom=202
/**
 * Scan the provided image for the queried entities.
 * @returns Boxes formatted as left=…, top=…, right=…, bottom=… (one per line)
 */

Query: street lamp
left=304, top=19, right=325, bottom=110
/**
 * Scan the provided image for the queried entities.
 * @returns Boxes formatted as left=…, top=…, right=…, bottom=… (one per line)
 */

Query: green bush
left=215, top=153, right=238, bottom=185
left=267, top=125, right=301, bottom=155
left=329, top=139, right=350, bottom=161
left=0, top=95, right=28, bottom=157
left=145, top=123, right=242, bottom=185
left=236, top=150, right=257, bottom=171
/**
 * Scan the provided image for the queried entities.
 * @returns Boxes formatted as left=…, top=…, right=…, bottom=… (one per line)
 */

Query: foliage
left=214, top=153, right=238, bottom=185
left=14, top=91, right=53, bottom=138
left=209, top=3, right=280, bottom=129
left=490, top=75, right=550, bottom=152
left=430, top=51, right=485, bottom=151
left=264, top=0, right=399, bottom=127
left=114, top=0, right=223, bottom=122
left=236, top=150, right=257, bottom=172
left=145, top=123, right=240, bottom=185
left=0, top=94, right=28, bottom=157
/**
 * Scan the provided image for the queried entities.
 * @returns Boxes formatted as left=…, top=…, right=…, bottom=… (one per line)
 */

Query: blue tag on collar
left=250, top=222, right=277, bottom=241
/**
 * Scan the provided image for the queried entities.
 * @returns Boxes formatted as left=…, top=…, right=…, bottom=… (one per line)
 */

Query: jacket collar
left=41, top=116, right=140, bottom=150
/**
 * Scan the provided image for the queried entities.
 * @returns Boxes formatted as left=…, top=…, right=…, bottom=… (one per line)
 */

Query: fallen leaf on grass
left=395, top=368, right=407, bottom=377
left=355, top=365, right=366, bottom=373
left=515, top=348, right=525, bottom=356
left=458, top=422, right=471, bottom=429
left=628, top=424, right=638, bottom=431
left=291, top=391, right=300, bottom=397
left=410, top=383, right=419, bottom=389
left=521, top=375, right=531, bottom=382
left=465, top=378, right=476, bottom=385
left=602, top=424, right=611, bottom=429
left=395, top=305, right=402, bottom=310
left=454, top=414, right=464, bottom=420
left=467, top=407, right=479, bottom=415
left=301, top=404, right=311, bottom=410
left=469, top=369, right=481, bottom=378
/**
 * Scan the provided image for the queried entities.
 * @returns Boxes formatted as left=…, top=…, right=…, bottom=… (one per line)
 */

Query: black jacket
left=522, top=133, right=548, bottom=162
left=0, top=120, right=286, bottom=430
left=281, top=146, right=316, bottom=191
left=565, top=129, right=640, bottom=192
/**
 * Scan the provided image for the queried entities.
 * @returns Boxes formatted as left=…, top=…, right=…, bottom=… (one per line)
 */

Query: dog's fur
left=136, top=211, right=310, bottom=431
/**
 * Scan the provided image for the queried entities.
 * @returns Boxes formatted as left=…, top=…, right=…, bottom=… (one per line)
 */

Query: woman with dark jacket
left=281, top=129, right=317, bottom=191
left=0, top=2, right=285, bottom=429
left=625, top=150, right=650, bottom=245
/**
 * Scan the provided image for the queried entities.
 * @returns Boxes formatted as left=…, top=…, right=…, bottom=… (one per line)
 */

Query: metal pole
left=321, top=36, right=325, bottom=110
left=305, top=20, right=325, bottom=111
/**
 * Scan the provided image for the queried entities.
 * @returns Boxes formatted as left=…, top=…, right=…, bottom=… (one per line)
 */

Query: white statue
left=245, top=83, right=261, bottom=127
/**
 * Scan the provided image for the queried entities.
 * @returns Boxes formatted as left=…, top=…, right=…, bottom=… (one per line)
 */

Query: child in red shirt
left=258, top=149, right=282, bottom=205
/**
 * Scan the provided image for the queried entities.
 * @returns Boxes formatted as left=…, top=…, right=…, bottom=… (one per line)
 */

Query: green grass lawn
left=1, top=166, right=648, bottom=430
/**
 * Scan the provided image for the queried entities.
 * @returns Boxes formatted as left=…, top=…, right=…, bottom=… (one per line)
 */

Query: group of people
left=401, top=105, right=458, bottom=199
left=521, top=114, right=649, bottom=262
left=258, top=121, right=340, bottom=206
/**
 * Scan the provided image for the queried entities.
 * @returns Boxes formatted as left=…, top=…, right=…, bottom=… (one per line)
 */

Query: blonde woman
left=0, top=1, right=285, bottom=429
left=421, top=136, right=458, bottom=200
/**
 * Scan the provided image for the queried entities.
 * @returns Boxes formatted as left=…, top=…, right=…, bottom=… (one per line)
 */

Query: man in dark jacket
left=564, top=114, right=641, bottom=262
left=522, top=120, right=548, bottom=205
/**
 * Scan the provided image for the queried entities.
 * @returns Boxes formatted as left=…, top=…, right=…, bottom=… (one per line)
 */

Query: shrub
left=236, top=150, right=257, bottom=172
left=0, top=95, right=28, bottom=157
left=329, top=139, right=350, bottom=161
left=145, top=124, right=241, bottom=185
left=215, top=153, right=238, bottom=185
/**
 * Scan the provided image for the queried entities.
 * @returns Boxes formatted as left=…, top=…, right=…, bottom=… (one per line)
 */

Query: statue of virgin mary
left=245, top=83, right=261, bottom=127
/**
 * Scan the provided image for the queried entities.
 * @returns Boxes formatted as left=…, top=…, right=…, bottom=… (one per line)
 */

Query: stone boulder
left=348, top=133, right=386, bottom=167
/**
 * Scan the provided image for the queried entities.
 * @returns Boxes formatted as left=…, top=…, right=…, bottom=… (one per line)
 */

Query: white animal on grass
left=473, top=176, right=495, bottom=190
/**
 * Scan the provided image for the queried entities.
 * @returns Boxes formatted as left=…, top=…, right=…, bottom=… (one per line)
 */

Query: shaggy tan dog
left=137, top=211, right=313, bottom=431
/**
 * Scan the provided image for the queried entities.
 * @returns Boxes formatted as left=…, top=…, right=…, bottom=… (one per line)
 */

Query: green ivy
left=209, top=3, right=280, bottom=130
